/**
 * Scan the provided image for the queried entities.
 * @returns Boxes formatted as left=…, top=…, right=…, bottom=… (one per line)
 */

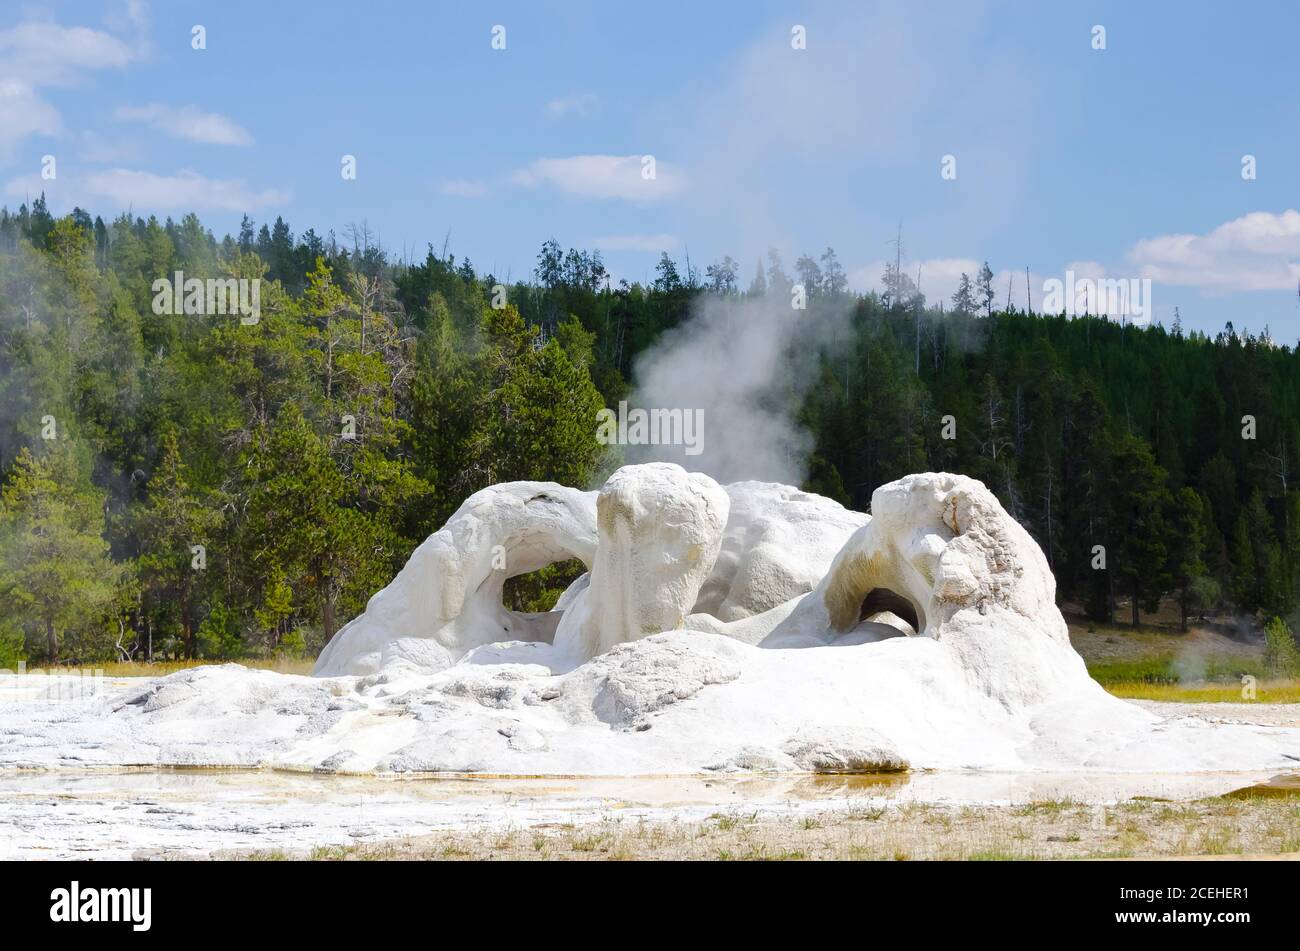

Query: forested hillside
left=2, top=198, right=1298, bottom=664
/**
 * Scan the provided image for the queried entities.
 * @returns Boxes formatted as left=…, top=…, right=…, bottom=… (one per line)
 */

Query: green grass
left=1104, top=679, right=1300, bottom=702
left=23, top=634, right=1299, bottom=702
left=1087, top=653, right=1300, bottom=701
left=1012, top=798, right=1080, bottom=816
left=21, top=657, right=317, bottom=677
left=1087, top=653, right=1268, bottom=685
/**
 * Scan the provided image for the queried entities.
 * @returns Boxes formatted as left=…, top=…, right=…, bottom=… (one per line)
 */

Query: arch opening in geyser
left=502, top=557, right=587, bottom=614
left=477, top=541, right=591, bottom=645
left=858, top=587, right=921, bottom=636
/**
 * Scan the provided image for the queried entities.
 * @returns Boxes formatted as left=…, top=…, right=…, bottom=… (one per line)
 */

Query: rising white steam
left=625, top=291, right=850, bottom=485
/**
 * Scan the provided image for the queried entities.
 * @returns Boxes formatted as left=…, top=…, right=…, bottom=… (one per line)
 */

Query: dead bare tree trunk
left=321, top=579, right=337, bottom=644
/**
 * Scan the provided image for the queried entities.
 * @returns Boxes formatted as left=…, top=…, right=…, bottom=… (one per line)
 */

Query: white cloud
left=851, top=256, right=1046, bottom=312
left=0, top=21, right=136, bottom=86
left=0, top=18, right=140, bottom=159
left=119, top=0, right=149, bottom=34
left=1061, top=260, right=1108, bottom=283
left=545, top=92, right=599, bottom=118
left=1127, top=210, right=1300, bottom=292
left=6, top=168, right=289, bottom=212
left=437, top=178, right=489, bottom=198
left=0, top=81, right=61, bottom=158
left=1036, top=261, right=1165, bottom=323
left=115, top=104, right=253, bottom=146
left=76, top=130, right=141, bottom=163
left=847, top=256, right=1165, bottom=322
left=87, top=168, right=287, bottom=211
left=850, top=256, right=981, bottom=303
left=589, top=233, right=679, bottom=253
left=511, top=155, right=684, bottom=203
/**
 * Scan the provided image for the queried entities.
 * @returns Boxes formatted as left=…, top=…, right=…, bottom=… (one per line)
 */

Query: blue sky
left=3, top=0, right=1298, bottom=336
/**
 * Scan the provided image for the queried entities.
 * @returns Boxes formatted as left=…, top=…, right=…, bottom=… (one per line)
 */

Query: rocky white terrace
left=2, top=464, right=1298, bottom=776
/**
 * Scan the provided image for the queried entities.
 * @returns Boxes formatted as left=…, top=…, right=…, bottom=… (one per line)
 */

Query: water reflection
left=2, top=765, right=1292, bottom=807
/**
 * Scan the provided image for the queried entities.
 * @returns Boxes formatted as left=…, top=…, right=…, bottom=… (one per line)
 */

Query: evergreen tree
left=243, top=404, right=388, bottom=648
left=135, top=432, right=223, bottom=658
left=1107, top=435, right=1170, bottom=627
left=819, top=247, right=848, bottom=297
left=952, top=273, right=975, bottom=315
left=794, top=254, right=823, bottom=299
left=1232, top=490, right=1285, bottom=615
left=0, top=447, right=121, bottom=662
left=1166, top=487, right=1212, bottom=631
left=977, top=262, right=995, bottom=316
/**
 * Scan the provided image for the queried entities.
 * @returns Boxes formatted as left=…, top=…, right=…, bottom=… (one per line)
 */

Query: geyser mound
left=316, top=464, right=1083, bottom=714
left=3, top=466, right=1298, bottom=776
